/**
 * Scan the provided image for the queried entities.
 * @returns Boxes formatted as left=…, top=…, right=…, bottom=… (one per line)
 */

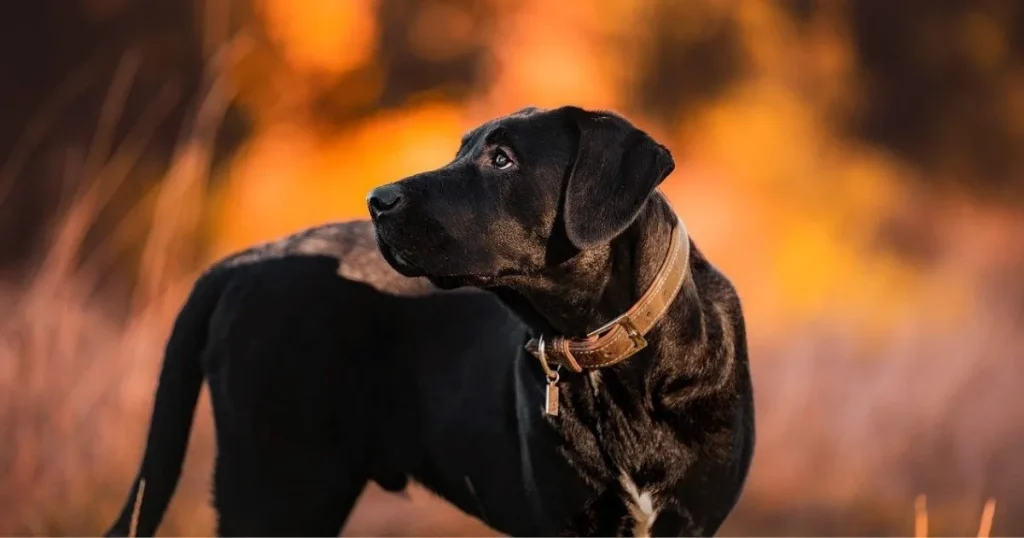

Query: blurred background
left=1, top=0, right=1022, bottom=535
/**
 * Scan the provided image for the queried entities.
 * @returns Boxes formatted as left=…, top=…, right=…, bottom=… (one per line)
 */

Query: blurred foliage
left=2, top=0, right=1021, bottom=334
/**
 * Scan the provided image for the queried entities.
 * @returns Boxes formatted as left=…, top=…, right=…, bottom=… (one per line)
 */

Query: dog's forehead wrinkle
left=483, top=125, right=511, bottom=145
left=458, top=124, right=492, bottom=155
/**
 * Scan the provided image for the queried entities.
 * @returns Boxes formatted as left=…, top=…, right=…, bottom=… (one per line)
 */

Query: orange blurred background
left=1, top=0, right=1023, bottom=535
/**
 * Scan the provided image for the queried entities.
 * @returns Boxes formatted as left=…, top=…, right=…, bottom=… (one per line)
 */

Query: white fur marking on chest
left=587, top=370, right=602, bottom=396
left=620, top=472, right=658, bottom=537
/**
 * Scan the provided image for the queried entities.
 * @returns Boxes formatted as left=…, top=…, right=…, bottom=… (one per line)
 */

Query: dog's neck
left=498, top=195, right=682, bottom=339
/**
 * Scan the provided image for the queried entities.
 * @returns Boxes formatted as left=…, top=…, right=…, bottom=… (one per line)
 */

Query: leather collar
left=524, top=215, right=690, bottom=374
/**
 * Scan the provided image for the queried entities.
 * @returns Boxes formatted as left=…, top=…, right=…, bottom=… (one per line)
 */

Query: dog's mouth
left=374, top=232, right=501, bottom=289
left=374, top=235, right=427, bottom=278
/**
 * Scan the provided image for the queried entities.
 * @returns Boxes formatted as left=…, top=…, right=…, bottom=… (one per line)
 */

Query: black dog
left=107, top=106, right=754, bottom=537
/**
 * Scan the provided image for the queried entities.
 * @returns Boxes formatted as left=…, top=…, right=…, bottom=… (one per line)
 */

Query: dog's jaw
left=372, top=233, right=427, bottom=278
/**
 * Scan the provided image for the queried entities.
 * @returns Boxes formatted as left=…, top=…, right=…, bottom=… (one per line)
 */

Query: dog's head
left=367, top=106, right=674, bottom=290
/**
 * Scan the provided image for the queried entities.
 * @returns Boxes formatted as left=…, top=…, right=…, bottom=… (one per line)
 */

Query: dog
left=106, top=105, right=754, bottom=537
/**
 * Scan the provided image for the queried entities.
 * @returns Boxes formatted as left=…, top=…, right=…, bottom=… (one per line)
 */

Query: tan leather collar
left=525, top=216, right=690, bottom=374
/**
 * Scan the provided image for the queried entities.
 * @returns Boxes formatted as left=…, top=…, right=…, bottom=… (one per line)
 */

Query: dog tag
left=545, top=380, right=560, bottom=416
left=536, top=337, right=560, bottom=417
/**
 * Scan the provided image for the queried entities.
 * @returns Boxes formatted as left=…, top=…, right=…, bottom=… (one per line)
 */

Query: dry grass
left=723, top=293, right=1024, bottom=536
left=0, top=31, right=245, bottom=536
left=914, top=495, right=998, bottom=538
left=129, top=479, right=146, bottom=538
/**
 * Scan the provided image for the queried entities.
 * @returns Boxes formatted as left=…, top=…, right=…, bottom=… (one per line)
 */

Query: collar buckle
left=619, top=317, right=648, bottom=354
left=587, top=316, right=647, bottom=356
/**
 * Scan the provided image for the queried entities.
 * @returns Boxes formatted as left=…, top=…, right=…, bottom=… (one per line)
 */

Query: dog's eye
left=492, top=149, right=513, bottom=170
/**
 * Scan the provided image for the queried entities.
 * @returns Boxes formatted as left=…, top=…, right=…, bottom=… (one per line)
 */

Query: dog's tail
left=105, top=268, right=230, bottom=537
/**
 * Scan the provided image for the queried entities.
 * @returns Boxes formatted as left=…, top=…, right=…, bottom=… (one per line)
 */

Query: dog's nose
left=367, top=184, right=404, bottom=217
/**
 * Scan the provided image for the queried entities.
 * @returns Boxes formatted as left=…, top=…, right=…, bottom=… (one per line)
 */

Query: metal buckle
left=619, top=318, right=648, bottom=353
left=587, top=316, right=647, bottom=354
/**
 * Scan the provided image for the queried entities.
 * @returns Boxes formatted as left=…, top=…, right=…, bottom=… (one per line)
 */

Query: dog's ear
left=562, top=108, right=675, bottom=249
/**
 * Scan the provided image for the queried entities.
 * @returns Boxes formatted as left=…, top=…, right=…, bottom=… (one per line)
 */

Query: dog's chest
left=544, top=376, right=697, bottom=536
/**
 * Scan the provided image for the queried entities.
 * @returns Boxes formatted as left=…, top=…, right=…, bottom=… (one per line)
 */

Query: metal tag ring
left=536, top=336, right=560, bottom=382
